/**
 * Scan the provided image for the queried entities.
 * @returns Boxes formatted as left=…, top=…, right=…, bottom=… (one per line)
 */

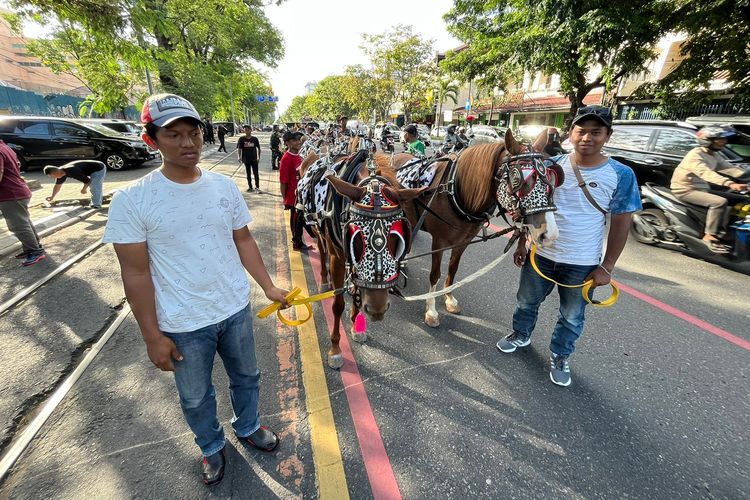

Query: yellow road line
left=281, top=207, right=349, bottom=499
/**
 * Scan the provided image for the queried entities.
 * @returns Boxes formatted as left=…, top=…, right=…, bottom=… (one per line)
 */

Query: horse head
left=497, top=128, right=563, bottom=246
left=327, top=173, right=422, bottom=321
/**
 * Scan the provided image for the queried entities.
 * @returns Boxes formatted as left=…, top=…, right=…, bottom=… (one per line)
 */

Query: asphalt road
left=1, top=137, right=748, bottom=499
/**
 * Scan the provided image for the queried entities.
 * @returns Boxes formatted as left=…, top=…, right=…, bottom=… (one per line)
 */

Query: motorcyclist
left=457, top=126, right=470, bottom=147
left=544, top=127, right=565, bottom=156
left=670, top=125, right=749, bottom=253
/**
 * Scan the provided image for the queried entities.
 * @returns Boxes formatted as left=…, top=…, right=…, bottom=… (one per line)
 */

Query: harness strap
left=528, top=244, right=618, bottom=307
left=569, top=153, right=607, bottom=216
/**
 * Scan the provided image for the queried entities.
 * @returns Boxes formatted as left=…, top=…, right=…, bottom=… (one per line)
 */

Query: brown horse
left=298, top=150, right=423, bottom=368
left=381, top=129, right=558, bottom=327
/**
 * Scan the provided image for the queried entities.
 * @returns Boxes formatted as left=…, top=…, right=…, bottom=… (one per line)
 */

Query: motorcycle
left=631, top=182, right=750, bottom=274
left=380, top=134, right=395, bottom=153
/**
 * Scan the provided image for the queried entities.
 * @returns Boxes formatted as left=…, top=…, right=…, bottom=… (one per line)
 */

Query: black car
left=603, top=120, right=749, bottom=187
left=78, top=119, right=142, bottom=137
left=0, top=116, right=154, bottom=171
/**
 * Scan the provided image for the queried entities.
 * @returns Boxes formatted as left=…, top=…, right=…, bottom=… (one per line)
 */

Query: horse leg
left=425, top=248, right=444, bottom=328
left=317, top=231, right=331, bottom=291
left=444, top=244, right=469, bottom=315
left=349, top=294, right=367, bottom=343
left=327, top=253, right=345, bottom=369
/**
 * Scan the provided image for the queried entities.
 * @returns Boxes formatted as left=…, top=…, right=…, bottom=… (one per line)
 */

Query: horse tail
left=455, top=143, right=505, bottom=214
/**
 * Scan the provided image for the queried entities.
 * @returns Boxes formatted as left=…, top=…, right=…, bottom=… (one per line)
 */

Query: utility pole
left=229, top=75, right=236, bottom=128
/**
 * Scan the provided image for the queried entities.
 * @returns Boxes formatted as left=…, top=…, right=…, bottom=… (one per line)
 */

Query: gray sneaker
left=549, top=353, right=571, bottom=387
left=496, top=332, right=531, bottom=353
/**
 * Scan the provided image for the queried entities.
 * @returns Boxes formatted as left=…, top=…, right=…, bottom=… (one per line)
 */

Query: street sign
left=465, top=99, right=471, bottom=111
left=443, top=109, right=453, bottom=122
left=256, top=96, right=265, bottom=102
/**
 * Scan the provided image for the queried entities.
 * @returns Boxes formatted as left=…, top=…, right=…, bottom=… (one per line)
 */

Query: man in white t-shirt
left=103, top=94, right=288, bottom=486
left=496, top=106, right=642, bottom=387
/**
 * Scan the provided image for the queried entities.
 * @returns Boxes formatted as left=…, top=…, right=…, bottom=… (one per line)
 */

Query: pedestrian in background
left=217, top=124, right=227, bottom=153
left=270, top=125, right=281, bottom=170
left=204, top=117, right=215, bottom=145
left=43, top=160, right=106, bottom=209
left=237, top=125, right=261, bottom=193
left=279, top=131, right=309, bottom=251
left=104, top=93, right=288, bottom=486
left=0, top=140, right=45, bottom=266
left=497, top=105, right=641, bottom=387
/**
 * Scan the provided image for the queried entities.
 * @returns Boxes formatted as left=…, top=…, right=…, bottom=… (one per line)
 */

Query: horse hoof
left=351, top=329, right=368, bottom=343
left=445, top=300, right=461, bottom=314
left=328, top=354, right=343, bottom=370
left=425, top=313, right=440, bottom=328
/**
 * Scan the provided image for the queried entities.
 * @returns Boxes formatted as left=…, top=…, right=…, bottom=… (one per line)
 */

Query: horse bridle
left=495, top=152, right=564, bottom=219
left=343, top=164, right=412, bottom=290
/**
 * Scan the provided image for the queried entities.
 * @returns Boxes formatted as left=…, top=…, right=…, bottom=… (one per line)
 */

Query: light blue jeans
left=512, top=254, right=598, bottom=356
left=89, top=167, right=106, bottom=207
left=163, top=305, right=261, bottom=457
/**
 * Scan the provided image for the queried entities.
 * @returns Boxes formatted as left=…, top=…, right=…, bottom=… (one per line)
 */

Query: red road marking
left=305, top=242, right=402, bottom=500
left=489, top=223, right=750, bottom=352
left=615, top=282, right=750, bottom=352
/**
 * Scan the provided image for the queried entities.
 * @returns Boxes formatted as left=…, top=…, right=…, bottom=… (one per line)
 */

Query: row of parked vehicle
left=0, top=116, right=158, bottom=172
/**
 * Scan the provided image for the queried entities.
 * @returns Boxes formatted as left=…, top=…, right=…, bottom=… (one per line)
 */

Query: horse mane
left=456, top=143, right=506, bottom=213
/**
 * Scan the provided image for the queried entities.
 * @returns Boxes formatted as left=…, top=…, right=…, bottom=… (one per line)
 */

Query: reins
left=528, top=244, right=619, bottom=307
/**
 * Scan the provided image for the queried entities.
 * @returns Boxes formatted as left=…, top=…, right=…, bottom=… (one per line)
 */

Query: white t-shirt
left=103, top=169, right=253, bottom=332
left=537, top=155, right=641, bottom=266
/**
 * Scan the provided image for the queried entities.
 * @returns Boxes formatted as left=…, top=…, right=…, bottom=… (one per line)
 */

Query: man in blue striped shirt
left=497, top=106, right=642, bottom=387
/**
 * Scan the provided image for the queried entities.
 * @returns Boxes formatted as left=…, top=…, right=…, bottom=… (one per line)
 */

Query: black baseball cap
left=571, top=105, right=613, bottom=128
left=283, top=131, right=303, bottom=142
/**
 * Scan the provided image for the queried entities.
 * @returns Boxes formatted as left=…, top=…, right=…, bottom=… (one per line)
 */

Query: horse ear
left=532, top=129, right=549, bottom=154
left=383, top=185, right=426, bottom=203
left=327, top=175, right=366, bottom=201
left=504, top=128, right=522, bottom=155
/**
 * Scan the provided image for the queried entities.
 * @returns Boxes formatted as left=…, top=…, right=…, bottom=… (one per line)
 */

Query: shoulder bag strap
left=569, top=153, right=607, bottom=216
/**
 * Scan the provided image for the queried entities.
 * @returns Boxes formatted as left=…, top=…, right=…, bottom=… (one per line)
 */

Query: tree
left=643, top=0, right=750, bottom=111
left=443, top=0, right=672, bottom=129
left=361, top=25, right=435, bottom=122
left=281, top=95, right=311, bottom=123
left=305, top=76, right=355, bottom=121
left=432, top=77, right=459, bottom=130
left=11, top=0, right=284, bottom=115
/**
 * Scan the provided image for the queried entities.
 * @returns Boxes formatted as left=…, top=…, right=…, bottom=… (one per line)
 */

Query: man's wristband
left=598, top=264, right=612, bottom=276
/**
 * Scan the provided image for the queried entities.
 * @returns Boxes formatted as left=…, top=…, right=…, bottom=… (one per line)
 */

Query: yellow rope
left=529, top=244, right=619, bottom=308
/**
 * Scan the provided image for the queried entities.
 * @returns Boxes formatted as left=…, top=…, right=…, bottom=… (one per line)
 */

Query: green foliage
left=11, top=0, right=283, bottom=117
left=647, top=0, right=750, bottom=109
left=281, top=95, right=311, bottom=123
left=305, top=75, right=355, bottom=121
left=26, top=24, right=145, bottom=116
left=361, top=25, right=436, bottom=121
left=444, top=0, right=671, bottom=127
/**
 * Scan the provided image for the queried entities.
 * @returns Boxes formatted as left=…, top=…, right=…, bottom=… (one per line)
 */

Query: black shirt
left=54, top=160, right=105, bottom=185
left=236, top=136, right=260, bottom=163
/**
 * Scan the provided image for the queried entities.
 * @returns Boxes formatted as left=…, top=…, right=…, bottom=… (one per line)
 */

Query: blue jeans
left=89, top=167, right=106, bottom=207
left=164, top=305, right=261, bottom=457
left=512, top=254, right=598, bottom=356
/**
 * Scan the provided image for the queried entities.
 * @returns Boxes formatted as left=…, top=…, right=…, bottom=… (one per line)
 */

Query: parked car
left=78, top=118, right=141, bottom=138
left=431, top=125, right=449, bottom=138
left=602, top=120, right=749, bottom=187
left=214, top=121, right=237, bottom=136
left=468, top=124, right=503, bottom=145
left=375, top=123, right=400, bottom=139
left=686, top=115, right=750, bottom=136
left=0, top=115, right=155, bottom=171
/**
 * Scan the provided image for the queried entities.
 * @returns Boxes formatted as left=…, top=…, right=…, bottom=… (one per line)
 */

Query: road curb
left=0, top=207, right=96, bottom=258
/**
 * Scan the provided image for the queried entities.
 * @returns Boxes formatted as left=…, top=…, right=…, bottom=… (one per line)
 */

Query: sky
left=256, top=0, right=461, bottom=115
left=8, top=0, right=462, bottom=116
